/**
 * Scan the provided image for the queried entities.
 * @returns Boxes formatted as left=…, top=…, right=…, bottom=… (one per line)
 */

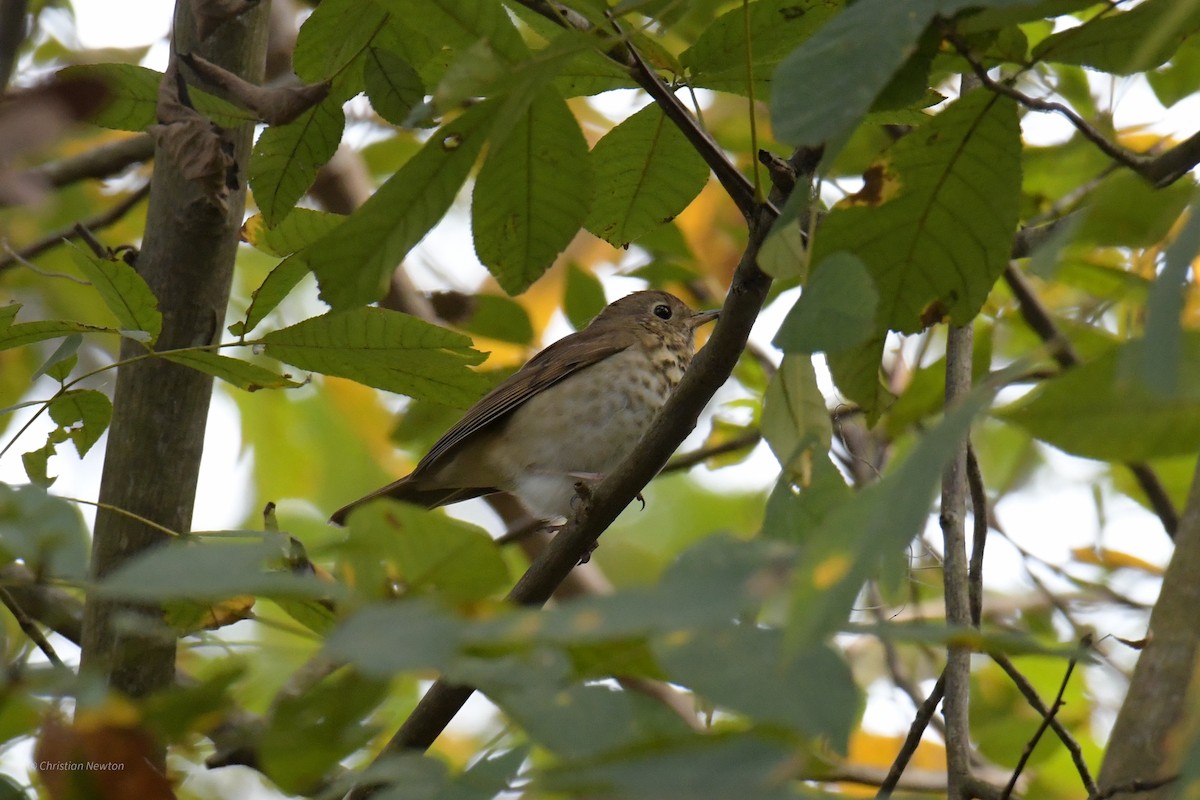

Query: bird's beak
left=689, top=308, right=720, bottom=329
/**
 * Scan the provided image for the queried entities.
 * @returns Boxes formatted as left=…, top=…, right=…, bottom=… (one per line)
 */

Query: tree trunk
left=78, top=0, right=269, bottom=743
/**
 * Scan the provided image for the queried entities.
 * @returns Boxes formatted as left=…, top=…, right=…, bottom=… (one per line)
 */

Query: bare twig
left=1000, top=638, right=1090, bottom=799
left=966, top=444, right=988, bottom=627
left=0, top=183, right=150, bottom=274
left=24, top=134, right=155, bottom=189
left=990, top=651, right=1097, bottom=796
left=0, top=585, right=66, bottom=668
left=661, top=429, right=761, bottom=474
left=875, top=673, right=946, bottom=798
left=941, top=321, right=975, bottom=798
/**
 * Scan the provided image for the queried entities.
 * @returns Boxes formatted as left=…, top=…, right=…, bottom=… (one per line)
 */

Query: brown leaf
left=36, top=710, right=176, bottom=800
left=180, top=51, right=330, bottom=125
left=148, top=60, right=235, bottom=210
left=194, top=0, right=260, bottom=41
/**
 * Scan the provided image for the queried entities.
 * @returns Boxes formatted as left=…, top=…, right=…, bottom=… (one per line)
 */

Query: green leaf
left=826, top=332, right=892, bottom=424
left=67, top=246, right=162, bottom=345
left=1140, top=203, right=1200, bottom=393
left=564, top=264, right=607, bottom=330
left=232, top=254, right=311, bottom=338
left=1148, top=33, right=1200, bottom=107
left=260, top=307, right=490, bottom=407
left=585, top=104, right=710, bottom=248
left=21, top=443, right=57, bottom=489
left=339, top=501, right=508, bottom=602
left=249, top=97, right=346, bottom=227
left=364, top=46, right=425, bottom=126
left=300, top=100, right=498, bottom=309
left=48, top=389, right=113, bottom=457
left=535, top=732, right=798, bottom=800
left=450, top=294, right=535, bottom=345
left=0, top=483, right=89, bottom=579
left=374, top=0, right=532, bottom=67
left=774, top=252, right=878, bottom=354
left=32, top=334, right=82, bottom=382
left=814, top=91, right=1022, bottom=333
left=324, top=600, right=464, bottom=676
left=98, top=538, right=342, bottom=602
left=292, top=0, right=390, bottom=86
left=242, top=209, right=346, bottom=258
left=1074, top=171, right=1195, bottom=248
left=492, top=684, right=646, bottom=758
left=761, top=354, right=831, bottom=469
left=998, top=334, right=1200, bottom=461
left=684, top=0, right=843, bottom=96
left=160, top=351, right=303, bottom=392
left=762, top=454, right=853, bottom=543
left=655, top=627, right=857, bottom=750
left=59, top=63, right=256, bottom=131
left=472, top=88, right=592, bottom=294
left=260, top=670, right=387, bottom=795
left=1032, top=0, right=1200, bottom=74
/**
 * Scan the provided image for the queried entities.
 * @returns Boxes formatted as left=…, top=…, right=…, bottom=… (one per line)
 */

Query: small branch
left=0, top=585, right=66, bottom=668
left=0, top=183, right=151, bottom=275
left=991, top=651, right=1097, bottom=796
left=966, top=444, right=988, bottom=627
left=875, top=673, right=946, bottom=798
left=661, top=429, right=761, bottom=474
left=1000, top=638, right=1090, bottom=800
left=0, top=0, right=27, bottom=92
left=24, top=134, right=155, bottom=190
left=940, top=322, right=974, bottom=799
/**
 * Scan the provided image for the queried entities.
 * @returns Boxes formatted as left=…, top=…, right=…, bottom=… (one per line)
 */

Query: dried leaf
left=195, top=0, right=260, bottom=41
left=36, top=711, right=176, bottom=800
left=181, top=51, right=330, bottom=125
left=148, top=60, right=235, bottom=210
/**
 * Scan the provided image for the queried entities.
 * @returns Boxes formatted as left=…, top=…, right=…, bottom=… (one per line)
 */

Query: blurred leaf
left=340, top=501, right=508, bottom=602
left=67, top=246, right=162, bottom=345
left=0, top=483, right=89, bottom=580
left=826, top=332, right=892, bottom=424
left=775, top=252, right=877, bottom=354
left=999, top=333, right=1200, bottom=461
left=1074, top=171, right=1194, bottom=248
left=160, top=351, right=303, bottom=392
left=761, top=354, right=831, bottom=470
left=472, top=88, right=592, bottom=294
left=260, top=670, right=388, bottom=795
left=31, top=334, right=81, bottom=382
left=585, top=103, right=710, bottom=248
left=98, top=538, right=342, bottom=602
left=762, top=453, right=852, bottom=543
left=789, top=382, right=997, bottom=648
left=535, top=732, right=798, bottom=800
left=1032, top=0, right=1200, bottom=74
left=684, top=0, right=842, bottom=96
left=1148, top=33, right=1200, bottom=107
left=656, top=627, right=857, bottom=750
left=324, top=600, right=464, bottom=676
left=47, top=389, right=112, bottom=457
left=301, top=100, right=498, bottom=309
left=1139, top=200, right=1200, bottom=393
left=814, top=91, right=1022, bottom=333
left=249, top=97, right=346, bottom=227
left=449, top=294, right=535, bottom=345
left=260, top=308, right=490, bottom=407
left=564, top=264, right=607, bottom=330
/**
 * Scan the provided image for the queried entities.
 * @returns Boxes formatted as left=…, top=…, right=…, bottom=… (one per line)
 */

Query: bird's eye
left=653, top=304, right=672, bottom=320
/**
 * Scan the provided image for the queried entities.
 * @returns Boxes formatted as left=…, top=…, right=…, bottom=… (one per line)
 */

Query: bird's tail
left=329, top=477, right=496, bottom=526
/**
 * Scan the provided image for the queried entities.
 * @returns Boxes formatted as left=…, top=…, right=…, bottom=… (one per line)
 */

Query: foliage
left=2, top=0, right=1200, bottom=799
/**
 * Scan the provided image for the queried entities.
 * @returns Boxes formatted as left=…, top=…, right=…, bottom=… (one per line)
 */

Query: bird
left=330, top=290, right=719, bottom=526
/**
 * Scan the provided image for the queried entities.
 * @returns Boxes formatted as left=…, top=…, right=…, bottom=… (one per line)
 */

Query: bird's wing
left=414, top=330, right=631, bottom=474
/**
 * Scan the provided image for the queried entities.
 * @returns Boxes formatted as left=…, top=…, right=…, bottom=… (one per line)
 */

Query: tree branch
left=0, top=0, right=27, bottom=93
left=876, top=673, right=946, bottom=798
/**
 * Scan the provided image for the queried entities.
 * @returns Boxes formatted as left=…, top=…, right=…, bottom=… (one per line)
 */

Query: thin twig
left=875, top=673, right=946, bottom=798
left=661, top=429, right=761, bottom=474
left=0, top=585, right=66, bottom=668
left=0, top=183, right=151, bottom=274
left=1000, top=638, right=1091, bottom=800
left=991, top=651, right=1097, bottom=796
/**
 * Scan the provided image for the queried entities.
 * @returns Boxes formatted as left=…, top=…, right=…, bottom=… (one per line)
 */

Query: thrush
left=330, top=290, right=719, bottom=525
